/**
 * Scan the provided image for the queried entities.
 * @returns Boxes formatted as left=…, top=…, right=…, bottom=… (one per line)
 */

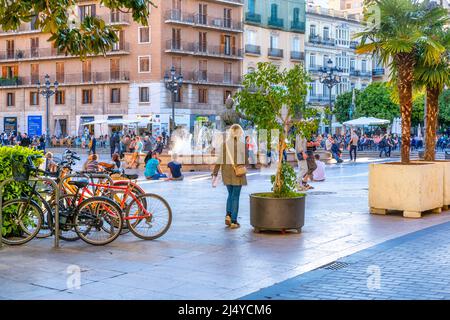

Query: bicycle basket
left=11, top=156, right=32, bottom=182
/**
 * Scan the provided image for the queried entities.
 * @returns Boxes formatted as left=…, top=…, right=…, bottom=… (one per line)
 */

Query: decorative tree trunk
left=396, top=54, right=415, bottom=164
left=424, top=86, right=440, bottom=161
left=273, top=122, right=288, bottom=196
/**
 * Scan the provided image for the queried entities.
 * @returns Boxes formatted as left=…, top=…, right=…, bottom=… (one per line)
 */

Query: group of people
left=1, top=131, right=46, bottom=151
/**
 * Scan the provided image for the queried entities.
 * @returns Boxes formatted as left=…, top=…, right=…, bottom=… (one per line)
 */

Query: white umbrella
left=343, top=117, right=390, bottom=126
left=83, top=119, right=108, bottom=125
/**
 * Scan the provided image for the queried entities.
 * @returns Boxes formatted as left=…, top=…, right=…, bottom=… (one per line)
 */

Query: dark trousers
left=110, top=144, right=116, bottom=157
left=379, top=146, right=389, bottom=157
left=226, top=185, right=242, bottom=223
left=349, top=145, right=357, bottom=161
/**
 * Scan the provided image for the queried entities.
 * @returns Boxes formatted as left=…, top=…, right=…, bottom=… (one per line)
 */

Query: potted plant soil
left=235, top=62, right=320, bottom=232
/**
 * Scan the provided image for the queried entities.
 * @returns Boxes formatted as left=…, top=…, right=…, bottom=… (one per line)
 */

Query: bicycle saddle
left=68, top=179, right=89, bottom=188
left=123, top=173, right=139, bottom=180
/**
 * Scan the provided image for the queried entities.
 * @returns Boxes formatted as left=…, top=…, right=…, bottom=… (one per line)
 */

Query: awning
left=343, top=117, right=390, bottom=126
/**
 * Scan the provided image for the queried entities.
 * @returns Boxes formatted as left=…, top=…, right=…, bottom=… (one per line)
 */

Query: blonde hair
left=229, top=124, right=244, bottom=138
left=45, top=152, right=53, bottom=159
left=88, top=154, right=98, bottom=161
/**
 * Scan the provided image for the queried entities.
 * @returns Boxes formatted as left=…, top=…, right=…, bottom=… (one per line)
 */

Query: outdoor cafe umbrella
left=343, top=117, right=390, bottom=127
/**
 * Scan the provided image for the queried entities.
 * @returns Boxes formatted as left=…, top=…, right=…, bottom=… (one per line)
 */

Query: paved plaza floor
left=1, top=155, right=450, bottom=300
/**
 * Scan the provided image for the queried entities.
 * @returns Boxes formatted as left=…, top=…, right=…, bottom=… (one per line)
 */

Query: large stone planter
left=369, top=162, right=444, bottom=218
left=250, top=193, right=305, bottom=233
left=412, top=160, right=450, bottom=209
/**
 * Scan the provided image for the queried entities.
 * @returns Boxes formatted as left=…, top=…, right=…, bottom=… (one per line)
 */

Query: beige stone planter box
left=412, top=160, right=450, bottom=209
left=369, top=162, right=444, bottom=218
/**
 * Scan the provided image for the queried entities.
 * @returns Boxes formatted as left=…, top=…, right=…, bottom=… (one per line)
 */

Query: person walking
left=349, top=131, right=359, bottom=162
left=89, top=135, right=97, bottom=155
left=379, top=134, right=389, bottom=158
left=212, top=124, right=247, bottom=229
left=295, top=134, right=309, bottom=190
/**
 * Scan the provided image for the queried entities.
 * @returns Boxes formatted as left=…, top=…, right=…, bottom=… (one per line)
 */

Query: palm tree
left=356, top=0, right=446, bottom=163
left=414, top=7, right=450, bottom=161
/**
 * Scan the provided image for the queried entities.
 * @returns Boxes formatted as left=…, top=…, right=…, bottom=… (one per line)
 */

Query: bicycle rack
left=0, top=177, right=60, bottom=249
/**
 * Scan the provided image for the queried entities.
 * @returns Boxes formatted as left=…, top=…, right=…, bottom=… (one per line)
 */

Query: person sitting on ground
left=167, top=153, right=184, bottom=181
left=45, top=152, right=58, bottom=173
left=83, top=154, right=101, bottom=172
left=312, top=154, right=326, bottom=181
left=144, top=151, right=168, bottom=180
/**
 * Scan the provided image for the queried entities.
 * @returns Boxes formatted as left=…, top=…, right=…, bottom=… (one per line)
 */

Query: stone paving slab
left=1, top=159, right=450, bottom=300
left=241, top=221, right=450, bottom=300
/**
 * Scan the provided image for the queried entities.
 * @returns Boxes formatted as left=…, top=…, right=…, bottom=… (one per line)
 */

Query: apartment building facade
left=305, top=5, right=372, bottom=131
left=243, top=0, right=306, bottom=74
left=158, top=0, right=244, bottom=132
left=0, top=1, right=157, bottom=137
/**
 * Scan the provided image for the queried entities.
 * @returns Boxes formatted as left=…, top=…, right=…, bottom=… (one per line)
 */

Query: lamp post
left=319, top=58, right=342, bottom=134
left=37, top=74, right=58, bottom=147
left=164, top=66, right=183, bottom=133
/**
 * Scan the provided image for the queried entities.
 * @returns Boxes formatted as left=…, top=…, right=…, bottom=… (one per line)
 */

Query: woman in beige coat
left=212, top=124, right=247, bottom=229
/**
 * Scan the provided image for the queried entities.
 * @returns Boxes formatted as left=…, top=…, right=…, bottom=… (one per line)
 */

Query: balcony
left=176, top=70, right=241, bottom=86
left=291, top=21, right=305, bottom=33
left=268, top=48, right=283, bottom=58
left=16, top=71, right=130, bottom=86
left=202, top=0, right=244, bottom=6
left=245, top=12, right=261, bottom=24
left=166, top=40, right=243, bottom=59
left=245, top=44, right=261, bottom=55
left=0, top=22, right=39, bottom=36
left=0, top=43, right=129, bottom=62
left=290, top=51, right=305, bottom=61
left=194, top=14, right=243, bottom=32
left=0, top=77, right=22, bottom=87
left=372, top=68, right=385, bottom=76
left=360, top=71, right=372, bottom=78
left=103, top=12, right=130, bottom=25
left=308, top=94, right=336, bottom=104
left=268, top=17, right=284, bottom=29
left=308, top=35, right=335, bottom=47
left=308, top=65, right=322, bottom=73
left=350, top=41, right=359, bottom=49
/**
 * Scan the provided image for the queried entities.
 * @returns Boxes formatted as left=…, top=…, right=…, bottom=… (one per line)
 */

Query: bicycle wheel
left=32, top=187, right=54, bottom=239
left=56, top=194, right=82, bottom=242
left=1, top=199, right=42, bottom=245
left=74, top=197, right=123, bottom=245
left=110, top=181, right=147, bottom=235
left=125, top=193, right=172, bottom=240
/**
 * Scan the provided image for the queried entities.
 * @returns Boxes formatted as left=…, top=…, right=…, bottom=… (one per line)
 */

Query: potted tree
left=414, top=18, right=450, bottom=209
left=235, top=62, right=319, bottom=232
left=357, top=0, right=447, bottom=218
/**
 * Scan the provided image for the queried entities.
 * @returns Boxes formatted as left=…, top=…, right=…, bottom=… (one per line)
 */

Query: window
left=199, top=60, right=207, bottom=81
left=55, top=90, right=65, bottom=105
left=110, top=88, right=120, bottom=103
left=6, top=40, right=14, bottom=59
left=139, top=87, right=149, bottom=103
left=174, top=87, right=182, bottom=102
left=247, top=30, right=256, bottom=45
left=172, top=28, right=181, bottom=49
left=111, top=9, right=120, bottom=23
left=139, top=27, right=150, bottom=43
left=31, top=64, right=39, bottom=84
left=82, top=60, right=92, bottom=82
left=112, top=30, right=125, bottom=51
left=6, top=92, right=14, bottom=106
left=199, top=32, right=207, bottom=52
left=139, top=56, right=150, bottom=73
left=110, top=58, right=120, bottom=80
left=323, top=27, right=330, bottom=40
left=30, top=37, right=39, bottom=58
left=198, top=88, right=208, bottom=103
left=247, top=67, right=255, bottom=74
left=79, top=4, right=96, bottom=22
left=2, top=65, right=18, bottom=79
left=198, top=4, right=207, bottom=24
left=223, top=90, right=232, bottom=104
left=293, top=8, right=300, bottom=23
left=172, top=57, right=182, bottom=74
left=56, top=62, right=64, bottom=83
left=270, top=34, right=279, bottom=49
left=221, top=35, right=235, bottom=55
left=350, top=58, right=356, bottom=71
left=346, top=3, right=351, bottom=9
left=362, top=60, right=367, bottom=72
left=30, top=92, right=39, bottom=105
left=309, top=81, right=316, bottom=96
left=249, top=0, right=255, bottom=13
left=310, top=24, right=316, bottom=37
left=82, top=89, right=92, bottom=104
left=172, top=0, right=181, bottom=10
left=224, top=62, right=232, bottom=83
left=224, top=8, right=232, bottom=28
left=292, top=37, right=300, bottom=52
left=309, top=54, right=316, bottom=67
left=270, top=3, right=278, bottom=19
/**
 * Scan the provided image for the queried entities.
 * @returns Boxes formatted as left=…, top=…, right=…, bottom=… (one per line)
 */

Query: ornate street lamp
left=319, top=58, right=342, bottom=134
left=37, top=74, right=58, bottom=147
left=164, top=66, right=183, bottom=133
